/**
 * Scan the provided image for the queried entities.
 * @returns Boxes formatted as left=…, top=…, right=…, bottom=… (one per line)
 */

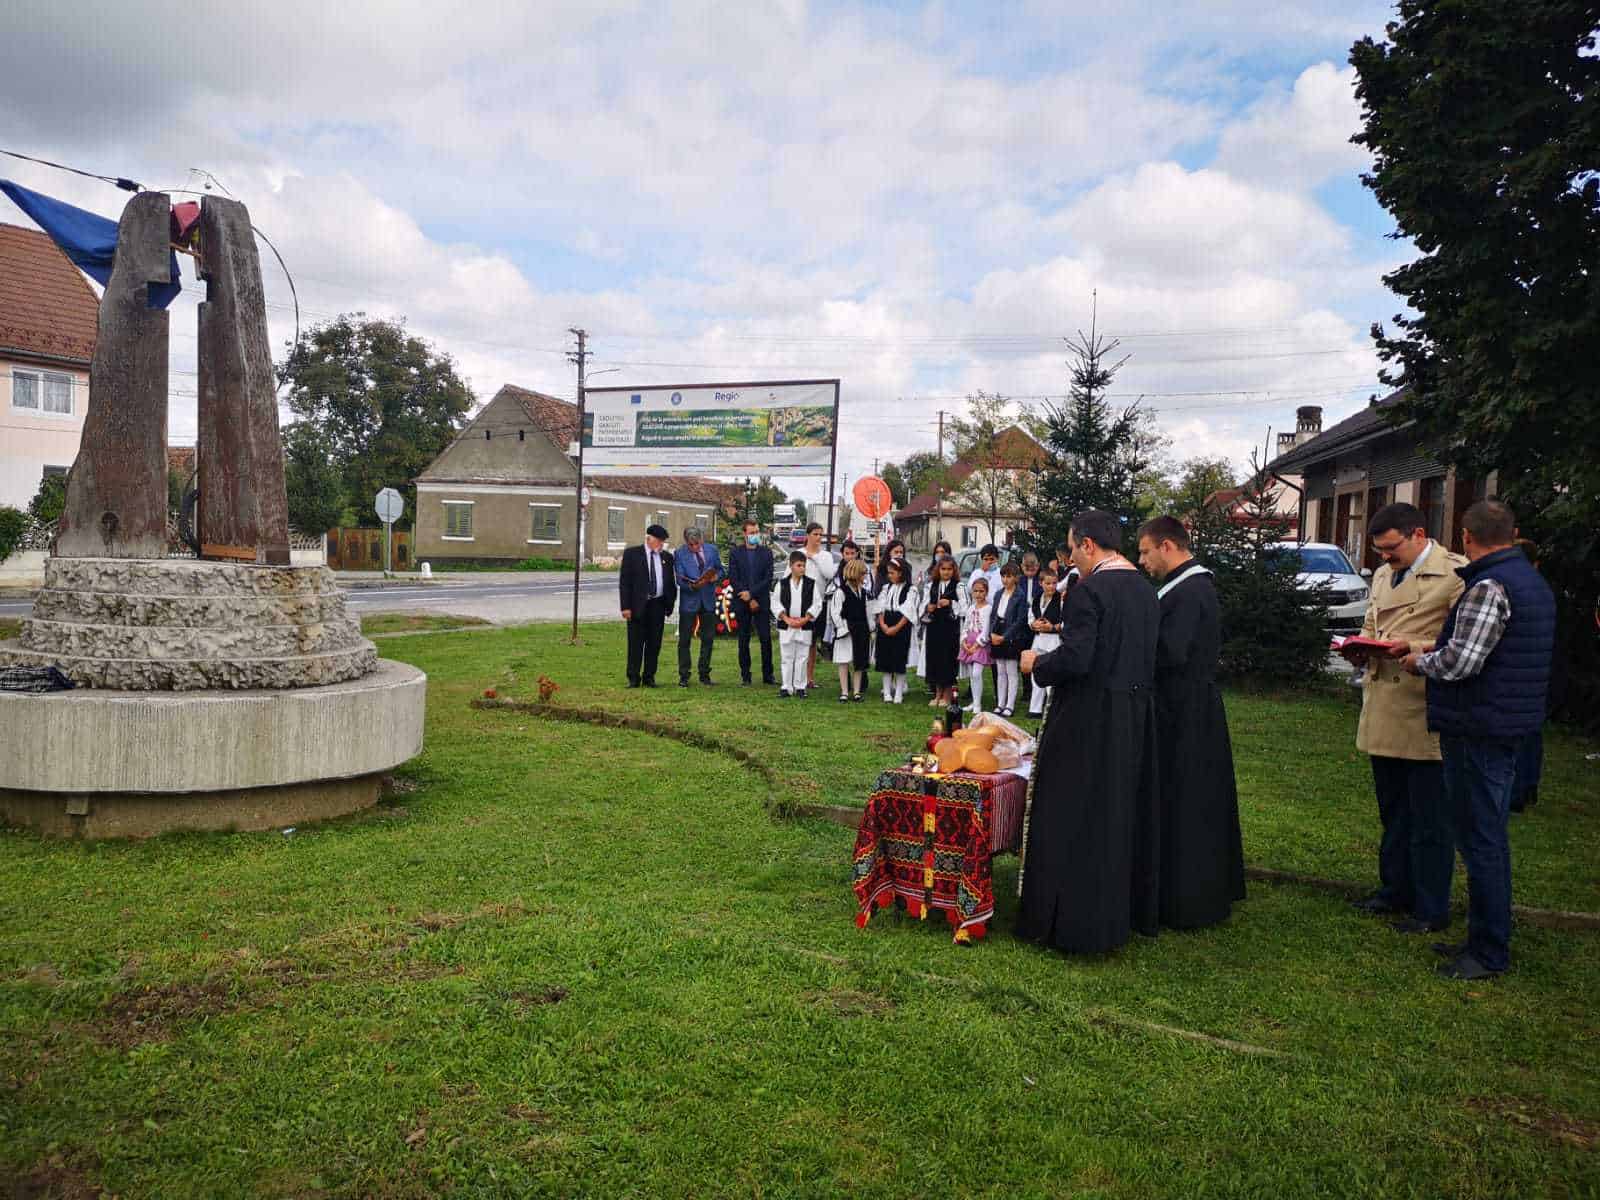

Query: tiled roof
left=423, top=383, right=743, bottom=509
left=0, top=222, right=99, bottom=363
left=167, top=446, right=196, bottom=478
left=896, top=425, right=1046, bottom=518
left=1266, top=389, right=1409, bottom=473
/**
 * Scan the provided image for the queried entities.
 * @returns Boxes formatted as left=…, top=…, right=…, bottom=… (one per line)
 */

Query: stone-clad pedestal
left=0, top=558, right=425, bottom=838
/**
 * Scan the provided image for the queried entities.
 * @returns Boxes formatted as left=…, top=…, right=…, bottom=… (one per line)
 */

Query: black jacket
left=620, top=543, right=677, bottom=618
left=988, top=586, right=1032, bottom=658
left=729, top=545, right=775, bottom=611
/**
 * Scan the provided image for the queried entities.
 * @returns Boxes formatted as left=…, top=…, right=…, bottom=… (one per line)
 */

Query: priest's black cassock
left=1017, top=561, right=1161, bottom=954
left=1154, top=558, right=1246, bottom=929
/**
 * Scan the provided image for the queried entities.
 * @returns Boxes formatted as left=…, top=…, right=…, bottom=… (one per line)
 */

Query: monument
left=0, top=192, right=425, bottom=837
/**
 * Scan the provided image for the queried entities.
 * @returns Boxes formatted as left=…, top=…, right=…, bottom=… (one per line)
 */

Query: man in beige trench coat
left=1340, top=502, right=1467, bottom=934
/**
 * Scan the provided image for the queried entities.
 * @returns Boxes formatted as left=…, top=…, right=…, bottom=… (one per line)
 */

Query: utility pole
left=567, top=327, right=588, bottom=643
left=936, top=408, right=946, bottom=549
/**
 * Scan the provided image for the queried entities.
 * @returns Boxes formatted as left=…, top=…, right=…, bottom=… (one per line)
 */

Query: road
left=0, top=574, right=621, bottom=626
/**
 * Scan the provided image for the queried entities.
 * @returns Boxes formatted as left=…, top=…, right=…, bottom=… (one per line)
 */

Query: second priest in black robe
left=1017, top=555, right=1161, bottom=955
left=1152, top=557, right=1246, bottom=929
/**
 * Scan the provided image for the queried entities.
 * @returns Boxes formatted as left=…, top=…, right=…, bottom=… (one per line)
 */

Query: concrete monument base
left=0, top=659, right=425, bottom=838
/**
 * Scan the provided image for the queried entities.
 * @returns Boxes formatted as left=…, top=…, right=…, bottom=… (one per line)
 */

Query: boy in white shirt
left=773, top=550, right=824, bottom=698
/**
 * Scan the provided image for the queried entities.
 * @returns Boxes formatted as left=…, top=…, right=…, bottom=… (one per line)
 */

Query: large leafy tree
left=278, top=315, right=474, bottom=527
left=282, top=421, right=349, bottom=535
left=946, top=390, right=1029, bottom=543
left=1351, top=0, right=1600, bottom=719
left=1025, top=331, right=1153, bottom=555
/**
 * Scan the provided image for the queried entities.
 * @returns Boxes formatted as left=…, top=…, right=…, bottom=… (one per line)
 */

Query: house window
left=606, top=507, right=627, bottom=546
left=42, top=465, right=68, bottom=479
left=12, top=368, right=74, bottom=416
left=442, top=500, right=474, bottom=540
left=529, top=504, right=561, bottom=543
left=961, top=525, right=978, bottom=548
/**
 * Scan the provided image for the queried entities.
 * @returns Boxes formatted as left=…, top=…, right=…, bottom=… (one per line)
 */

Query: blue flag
left=1, top=179, right=181, bottom=308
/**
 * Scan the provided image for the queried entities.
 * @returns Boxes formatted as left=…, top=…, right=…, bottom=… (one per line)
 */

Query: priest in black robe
left=1137, top=516, right=1247, bottom=929
left=1018, top=509, right=1161, bottom=955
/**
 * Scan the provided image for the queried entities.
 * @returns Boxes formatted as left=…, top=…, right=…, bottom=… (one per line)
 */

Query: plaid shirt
left=1416, top=578, right=1510, bottom=683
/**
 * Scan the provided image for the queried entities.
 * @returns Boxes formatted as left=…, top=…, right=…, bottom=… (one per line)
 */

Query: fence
left=326, top=527, right=411, bottom=572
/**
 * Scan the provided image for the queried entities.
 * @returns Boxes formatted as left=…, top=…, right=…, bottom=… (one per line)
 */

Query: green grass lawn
left=3, top=622, right=1597, bottom=1198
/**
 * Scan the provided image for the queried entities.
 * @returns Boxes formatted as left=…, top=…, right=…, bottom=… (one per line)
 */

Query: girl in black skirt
left=873, top=557, right=916, bottom=702
left=921, top=554, right=963, bottom=707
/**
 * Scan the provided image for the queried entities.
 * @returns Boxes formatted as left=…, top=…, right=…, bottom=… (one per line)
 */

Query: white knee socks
left=967, top=665, right=985, bottom=712
left=996, top=659, right=1020, bottom=711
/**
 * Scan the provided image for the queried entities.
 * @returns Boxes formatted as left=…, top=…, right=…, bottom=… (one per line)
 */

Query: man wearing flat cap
left=620, top=524, right=677, bottom=688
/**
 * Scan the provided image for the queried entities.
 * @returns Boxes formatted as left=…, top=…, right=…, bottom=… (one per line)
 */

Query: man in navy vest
left=1403, top=500, right=1555, bottom=980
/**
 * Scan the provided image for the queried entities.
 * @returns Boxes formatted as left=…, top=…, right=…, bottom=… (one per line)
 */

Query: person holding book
left=1338, top=502, right=1466, bottom=936
left=958, top=575, right=995, bottom=713
left=914, top=540, right=953, bottom=690
left=772, top=550, right=824, bottom=698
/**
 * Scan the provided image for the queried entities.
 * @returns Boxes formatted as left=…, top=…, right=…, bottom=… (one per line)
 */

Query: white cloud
left=1214, top=62, right=1370, bottom=188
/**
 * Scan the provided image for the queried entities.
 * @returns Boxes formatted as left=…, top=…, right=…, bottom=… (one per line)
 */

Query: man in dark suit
left=673, top=525, right=724, bottom=686
left=729, top=516, right=777, bottom=686
left=619, top=524, right=676, bottom=688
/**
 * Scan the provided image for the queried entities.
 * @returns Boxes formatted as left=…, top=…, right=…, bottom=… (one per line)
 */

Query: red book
left=1331, top=635, right=1408, bottom=657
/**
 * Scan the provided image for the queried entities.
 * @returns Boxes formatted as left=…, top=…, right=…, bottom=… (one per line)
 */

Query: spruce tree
left=1025, top=330, right=1151, bottom=556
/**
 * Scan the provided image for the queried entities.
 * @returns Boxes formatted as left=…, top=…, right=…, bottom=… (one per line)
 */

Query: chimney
left=1277, top=431, right=1297, bottom=455
left=1295, top=405, right=1323, bottom=445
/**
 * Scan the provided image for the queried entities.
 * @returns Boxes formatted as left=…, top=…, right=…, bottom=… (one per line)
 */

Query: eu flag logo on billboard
left=630, top=394, right=642, bottom=404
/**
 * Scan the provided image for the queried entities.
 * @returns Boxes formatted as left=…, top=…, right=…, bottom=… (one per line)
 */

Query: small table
left=851, top=766, right=1028, bottom=943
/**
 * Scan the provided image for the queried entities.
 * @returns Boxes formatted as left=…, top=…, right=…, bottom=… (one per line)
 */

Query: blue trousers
left=1370, top=755, right=1454, bottom=924
left=1440, top=734, right=1518, bottom=972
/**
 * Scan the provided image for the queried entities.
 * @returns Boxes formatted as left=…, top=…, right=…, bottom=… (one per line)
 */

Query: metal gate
left=326, top=527, right=411, bottom=572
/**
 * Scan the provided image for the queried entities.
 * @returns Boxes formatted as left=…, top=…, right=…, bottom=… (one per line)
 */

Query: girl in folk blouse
left=958, top=575, right=994, bottom=713
left=1027, top=563, right=1065, bottom=716
left=828, top=557, right=873, bottom=702
left=872, top=557, right=917, bottom=703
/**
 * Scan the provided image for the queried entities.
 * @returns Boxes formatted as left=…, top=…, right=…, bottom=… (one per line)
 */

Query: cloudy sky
left=2, top=0, right=1408, bottom=504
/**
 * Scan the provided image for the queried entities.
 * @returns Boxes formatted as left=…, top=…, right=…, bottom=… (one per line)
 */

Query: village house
left=1265, top=389, right=1497, bottom=572
left=893, top=424, right=1048, bottom=552
left=0, top=223, right=98, bottom=510
left=413, top=384, right=743, bottom=564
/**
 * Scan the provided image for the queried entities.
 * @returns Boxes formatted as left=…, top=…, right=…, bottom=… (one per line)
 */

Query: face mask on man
left=746, top=533, right=761, bottom=545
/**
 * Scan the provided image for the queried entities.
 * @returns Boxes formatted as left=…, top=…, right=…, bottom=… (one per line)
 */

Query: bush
left=0, top=506, right=26, bottom=564
left=1189, top=459, right=1330, bottom=686
left=28, top=474, right=66, bottom=526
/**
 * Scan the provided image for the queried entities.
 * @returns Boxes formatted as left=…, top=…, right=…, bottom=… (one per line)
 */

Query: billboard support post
left=825, top=380, right=840, bottom=547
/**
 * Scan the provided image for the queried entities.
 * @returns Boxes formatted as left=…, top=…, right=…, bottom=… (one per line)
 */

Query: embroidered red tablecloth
left=851, top=767, right=1028, bottom=943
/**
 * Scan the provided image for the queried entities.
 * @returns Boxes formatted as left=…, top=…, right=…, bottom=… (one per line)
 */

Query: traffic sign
left=852, top=475, right=893, bottom=520
left=374, top=487, right=404, bottom=524
left=580, top=486, right=592, bottom=508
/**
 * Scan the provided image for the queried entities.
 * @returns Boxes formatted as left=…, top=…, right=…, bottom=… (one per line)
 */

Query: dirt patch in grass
left=98, top=978, right=238, bottom=1048
left=7, top=1154, right=102, bottom=1199
left=805, top=987, right=896, bottom=1018
left=860, top=733, right=903, bottom=749
left=361, top=612, right=492, bottom=637
left=506, top=1103, right=552, bottom=1125
left=508, top=985, right=568, bottom=1011
left=1467, top=1096, right=1600, bottom=1150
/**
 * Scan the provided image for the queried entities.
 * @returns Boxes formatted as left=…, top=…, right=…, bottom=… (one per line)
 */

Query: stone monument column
left=53, top=191, right=170, bottom=559
left=197, top=196, right=291, bottom=565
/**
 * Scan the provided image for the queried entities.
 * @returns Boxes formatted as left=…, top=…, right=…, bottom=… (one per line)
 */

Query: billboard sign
left=580, top=379, right=839, bottom=477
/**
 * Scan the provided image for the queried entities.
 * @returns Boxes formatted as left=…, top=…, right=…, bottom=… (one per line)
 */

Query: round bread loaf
left=964, top=747, right=1000, bottom=774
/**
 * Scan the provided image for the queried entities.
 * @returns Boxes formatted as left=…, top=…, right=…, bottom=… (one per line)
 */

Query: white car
left=1269, top=541, right=1371, bottom=633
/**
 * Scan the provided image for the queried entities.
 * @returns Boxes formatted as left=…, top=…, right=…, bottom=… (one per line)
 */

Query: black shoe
left=626, top=681, right=641, bottom=689
left=777, top=689, right=791, bottom=699
left=679, top=679, right=690, bottom=688
left=851, top=693, right=864, bottom=703
left=1432, top=940, right=1469, bottom=958
left=642, top=680, right=658, bottom=688
left=837, top=693, right=850, bottom=704
left=741, top=677, right=753, bottom=686
left=796, top=690, right=808, bottom=700
left=1390, top=917, right=1448, bottom=935
left=700, top=676, right=715, bottom=687
left=762, top=676, right=777, bottom=685
left=1436, top=953, right=1503, bottom=981
left=1351, top=895, right=1406, bottom=916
